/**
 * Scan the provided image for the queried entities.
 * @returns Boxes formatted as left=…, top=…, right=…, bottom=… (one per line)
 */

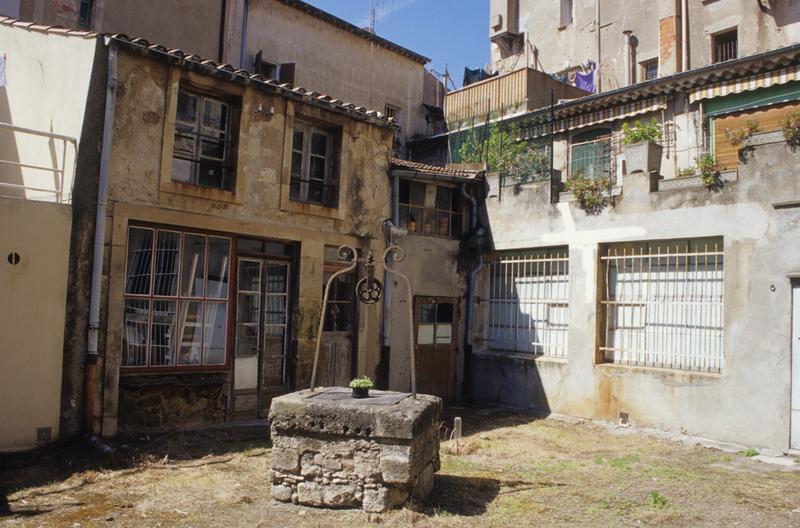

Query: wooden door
left=414, top=296, right=458, bottom=401
left=316, top=268, right=356, bottom=387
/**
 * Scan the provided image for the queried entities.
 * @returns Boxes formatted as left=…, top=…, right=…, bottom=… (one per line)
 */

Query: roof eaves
left=275, top=0, right=430, bottom=65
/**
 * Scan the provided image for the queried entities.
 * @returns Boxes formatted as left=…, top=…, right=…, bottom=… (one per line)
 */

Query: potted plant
left=563, top=169, right=610, bottom=215
left=696, top=153, right=722, bottom=191
left=781, top=109, right=800, bottom=149
left=349, top=376, right=373, bottom=399
left=622, top=118, right=663, bottom=175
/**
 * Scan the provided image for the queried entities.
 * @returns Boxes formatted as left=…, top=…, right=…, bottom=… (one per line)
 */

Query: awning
left=523, top=96, right=667, bottom=139
left=690, top=64, right=800, bottom=104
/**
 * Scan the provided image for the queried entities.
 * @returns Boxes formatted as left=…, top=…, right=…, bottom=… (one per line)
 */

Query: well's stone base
left=268, top=388, right=441, bottom=512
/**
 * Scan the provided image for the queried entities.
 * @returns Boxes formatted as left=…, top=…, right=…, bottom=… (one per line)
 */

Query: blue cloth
left=575, top=68, right=595, bottom=93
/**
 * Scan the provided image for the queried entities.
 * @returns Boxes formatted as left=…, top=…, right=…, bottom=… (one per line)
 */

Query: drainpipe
left=86, top=39, right=118, bottom=433
left=217, top=0, right=228, bottom=63
left=595, top=0, right=601, bottom=90
left=623, top=30, right=633, bottom=86
left=239, top=0, right=249, bottom=69
left=461, top=183, right=482, bottom=402
left=681, top=0, right=689, bottom=72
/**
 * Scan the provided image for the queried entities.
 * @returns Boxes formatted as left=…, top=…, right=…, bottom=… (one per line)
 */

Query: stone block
left=271, top=447, right=300, bottom=473
left=297, top=482, right=324, bottom=506
left=271, top=484, right=293, bottom=502
left=323, top=484, right=357, bottom=507
left=380, top=455, right=412, bottom=484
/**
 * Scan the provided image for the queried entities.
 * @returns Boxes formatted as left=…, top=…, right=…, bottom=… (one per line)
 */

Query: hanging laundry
left=575, top=60, right=596, bottom=93
left=0, top=54, right=6, bottom=87
left=463, top=67, right=497, bottom=87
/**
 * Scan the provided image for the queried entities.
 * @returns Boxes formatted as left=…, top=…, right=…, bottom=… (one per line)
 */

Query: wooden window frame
left=569, top=128, right=612, bottom=180
left=289, top=121, right=340, bottom=208
left=712, top=28, right=738, bottom=64
left=398, top=179, right=464, bottom=239
left=121, top=224, right=234, bottom=373
left=559, top=0, right=573, bottom=29
left=640, top=58, right=659, bottom=81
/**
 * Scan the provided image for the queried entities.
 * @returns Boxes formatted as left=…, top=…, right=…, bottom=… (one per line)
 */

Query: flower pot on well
left=624, top=141, right=663, bottom=175
left=352, top=387, right=370, bottom=398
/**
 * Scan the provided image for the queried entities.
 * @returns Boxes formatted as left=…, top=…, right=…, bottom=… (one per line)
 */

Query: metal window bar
left=0, top=122, right=77, bottom=203
left=600, top=242, right=724, bottom=372
left=570, top=136, right=613, bottom=182
left=714, top=32, right=738, bottom=63
left=487, top=249, right=570, bottom=358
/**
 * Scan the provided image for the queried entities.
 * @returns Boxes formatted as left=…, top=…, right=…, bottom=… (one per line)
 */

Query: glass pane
left=202, top=99, right=228, bottom=131
left=417, top=323, right=435, bottom=345
left=176, top=91, right=197, bottom=124
left=437, top=187, right=452, bottom=210
left=451, top=213, right=463, bottom=238
left=291, top=151, right=303, bottom=177
left=408, top=207, right=421, bottom=233
left=399, top=205, right=409, bottom=229
left=310, top=132, right=328, bottom=156
left=125, top=227, right=153, bottom=295
left=197, top=160, right=225, bottom=188
left=263, top=326, right=285, bottom=387
left=150, top=300, right=176, bottom=366
left=437, top=211, right=450, bottom=237
left=207, top=237, right=230, bottom=298
left=200, top=138, right=225, bottom=161
left=265, top=295, right=287, bottom=325
left=181, top=234, right=206, bottom=297
left=266, top=264, right=288, bottom=293
left=171, top=158, right=194, bottom=184
left=420, top=303, right=436, bottom=323
left=293, top=130, right=304, bottom=151
left=173, top=130, right=196, bottom=158
left=331, top=273, right=354, bottom=301
left=178, top=301, right=203, bottom=365
left=422, top=209, right=436, bottom=235
left=437, top=303, right=454, bottom=323
left=309, top=155, right=325, bottom=181
left=399, top=180, right=410, bottom=204
left=409, top=181, right=425, bottom=205
left=154, top=231, right=180, bottom=296
left=424, top=184, right=437, bottom=208
left=122, top=299, right=149, bottom=367
left=435, top=324, right=453, bottom=344
left=236, top=320, right=260, bottom=357
left=238, top=260, right=261, bottom=292
left=203, top=302, right=227, bottom=365
left=324, top=301, right=353, bottom=332
left=308, top=181, right=324, bottom=204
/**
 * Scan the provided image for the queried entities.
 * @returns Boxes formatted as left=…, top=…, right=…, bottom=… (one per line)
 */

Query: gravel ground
left=2, top=409, right=799, bottom=527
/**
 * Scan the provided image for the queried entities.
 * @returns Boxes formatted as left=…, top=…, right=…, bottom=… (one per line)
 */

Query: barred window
left=600, top=238, right=724, bottom=372
left=570, top=129, right=612, bottom=180
left=640, top=58, right=658, bottom=81
left=713, top=29, right=738, bottom=64
left=122, top=226, right=231, bottom=369
left=488, top=247, right=570, bottom=357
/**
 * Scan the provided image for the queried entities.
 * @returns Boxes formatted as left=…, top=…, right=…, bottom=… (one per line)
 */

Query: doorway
left=233, top=257, right=291, bottom=419
left=414, top=296, right=459, bottom=401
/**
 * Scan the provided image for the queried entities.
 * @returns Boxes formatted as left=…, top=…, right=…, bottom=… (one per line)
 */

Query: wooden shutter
left=279, top=63, right=296, bottom=85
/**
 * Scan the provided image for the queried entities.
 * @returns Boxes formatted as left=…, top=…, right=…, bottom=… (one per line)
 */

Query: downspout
left=239, top=0, right=249, bottom=69
left=461, top=182, right=482, bottom=402
left=681, top=0, right=689, bottom=72
left=217, top=0, right=228, bottom=63
left=86, top=39, right=118, bottom=433
left=595, top=0, right=601, bottom=91
left=623, top=30, right=633, bottom=86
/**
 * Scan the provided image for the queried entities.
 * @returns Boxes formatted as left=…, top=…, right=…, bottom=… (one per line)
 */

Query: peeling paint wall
left=473, top=127, right=800, bottom=449
left=97, top=48, right=393, bottom=435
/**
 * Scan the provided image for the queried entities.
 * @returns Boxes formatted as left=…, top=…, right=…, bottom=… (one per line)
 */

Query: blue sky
left=305, top=0, right=489, bottom=88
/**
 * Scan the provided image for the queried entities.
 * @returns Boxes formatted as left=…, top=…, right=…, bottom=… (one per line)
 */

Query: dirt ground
left=2, top=409, right=799, bottom=527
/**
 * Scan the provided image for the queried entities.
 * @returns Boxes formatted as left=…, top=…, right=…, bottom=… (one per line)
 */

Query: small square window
left=171, top=87, right=238, bottom=191
left=397, top=180, right=463, bottom=239
left=559, top=0, right=573, bottom=28
left=713, top=29, right=738, bottom=64
left=640, top=58, right=658, bottom=81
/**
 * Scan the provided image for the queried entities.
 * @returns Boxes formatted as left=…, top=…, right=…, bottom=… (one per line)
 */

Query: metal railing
left=487, top=248, right=570, bottom=358
left=0, top=122, right=77, bottom=203
left=600, top=241, right=724, bottom=373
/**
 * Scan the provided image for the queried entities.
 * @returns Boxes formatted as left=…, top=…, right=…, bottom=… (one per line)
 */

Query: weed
left=647, top=491, right=668, bottom=508
left=609, top=455, right=640, bottom=469
left=744, top=448, right=758, bottom=457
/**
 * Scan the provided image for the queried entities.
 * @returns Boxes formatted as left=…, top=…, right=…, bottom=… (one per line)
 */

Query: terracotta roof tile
left=390, top=158, right=484, bottom=179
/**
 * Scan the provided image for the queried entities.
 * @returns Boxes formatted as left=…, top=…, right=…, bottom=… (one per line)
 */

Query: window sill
left=159, top=180, right=240, bottom=204
left=120, top=365, right=230, bottom=376
left=594, top=362, right=722, bottom=378
left=280, top=185, right=344, bottom=220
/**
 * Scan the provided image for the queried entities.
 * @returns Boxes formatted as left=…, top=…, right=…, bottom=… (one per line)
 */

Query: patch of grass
left=649, top=465, right=697, bottom=481
left=608, top=455, right=640, bottom=469
left=743, top=448, right=759, bottom=458
left=647, top=491, right=668, bottom=508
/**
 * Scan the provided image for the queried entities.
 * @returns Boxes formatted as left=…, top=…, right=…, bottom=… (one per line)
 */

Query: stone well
left=268, top=387, right=441, bottom=512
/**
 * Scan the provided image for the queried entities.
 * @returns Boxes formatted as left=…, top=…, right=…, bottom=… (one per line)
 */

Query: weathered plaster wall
left=474, top=134, right=800, bottom=450
left=0, top=198, right=71, bottom=450
left=235, top=0, right=427, bottom=141
left=492, top=0, right=800, bottom=91
left=97, top=49, right=393, bottom=435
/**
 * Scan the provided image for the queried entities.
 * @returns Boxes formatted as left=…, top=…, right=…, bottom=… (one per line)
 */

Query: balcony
left=444, top=67, right=590, bottom=126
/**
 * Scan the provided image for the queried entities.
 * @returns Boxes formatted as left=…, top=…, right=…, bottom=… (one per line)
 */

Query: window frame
left=640, top=57, right=659, bottom=81
left=712, top=28, right=738, bottom=64
left=121, top=224, right=234, bottom=373
left=397, top=179, right=464, bottom=239
left=171, top=86, right=240, bottom=192
left=289, top=121, right=340, bottom=208
left=559, top=0, right=573, bottom=29
left=569, top=128, right=613, bottom=180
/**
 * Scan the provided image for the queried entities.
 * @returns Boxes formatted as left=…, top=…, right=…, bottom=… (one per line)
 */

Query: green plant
left=744, top=448, right=759, bottom=457
left=506, top=147, right=551, bottom=192
left=646, top=491, right=668, bottom=508
left=781, top=110, right=800, bottom=149
left=676, top=166, right=696, bottom=178
left=724, top=119, right=761, bottom=147
left=564, top=169, right=610, bottom=215
left=349, top=376, right=373, bottom=390
left=696, top=153, right=722, bottom=190
left=622, top=118, right=662, bottom=145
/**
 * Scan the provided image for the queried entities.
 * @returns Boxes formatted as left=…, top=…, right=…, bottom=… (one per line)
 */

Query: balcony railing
left=0, top=122, right=77, bottom=204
